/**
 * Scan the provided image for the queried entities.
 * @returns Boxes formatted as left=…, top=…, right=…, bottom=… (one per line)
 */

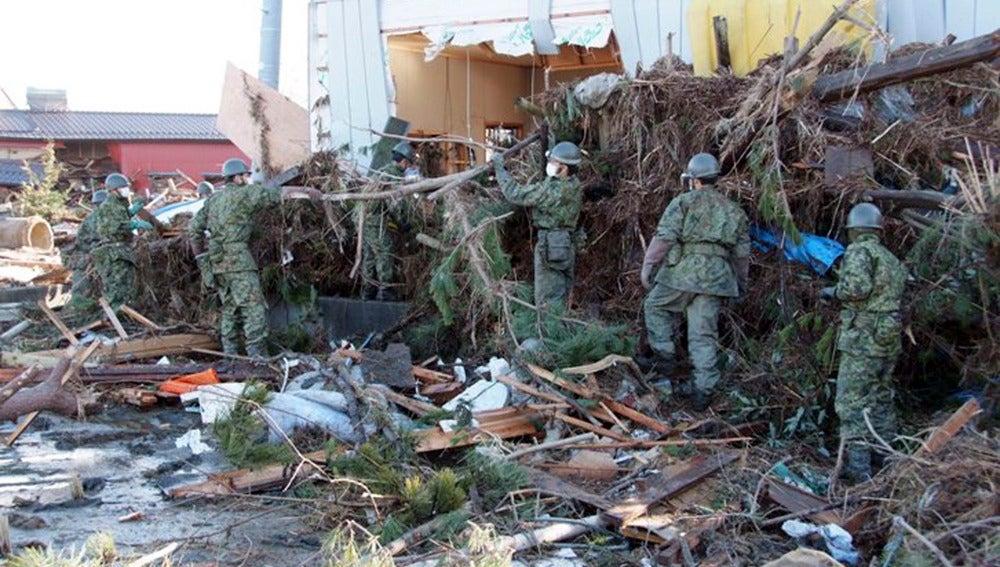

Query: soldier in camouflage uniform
left=91, top=174, right=138, bottom=308
left=820, top=203, right=906, bottom=482
left=641, top=153, right=750, bottom=411
left=67, top=189, right=107, bottom=304
left=493, top=141, right=583, bottom=308
left=189, top=159, right=323, bottom=357
left=359, top=141, right=418, bottom=301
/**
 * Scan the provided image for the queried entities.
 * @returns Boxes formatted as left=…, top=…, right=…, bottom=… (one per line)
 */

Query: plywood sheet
left=216, top=62, right=310, bottom=173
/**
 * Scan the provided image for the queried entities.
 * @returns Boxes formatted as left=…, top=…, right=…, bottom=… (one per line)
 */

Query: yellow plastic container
left=688, top=0, right=876, bottom=76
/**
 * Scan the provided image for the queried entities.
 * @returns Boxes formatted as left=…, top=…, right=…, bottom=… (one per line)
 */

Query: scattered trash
left=174, top=429, right=212, bottom=455
left=782, top=520, right=860, bottom=565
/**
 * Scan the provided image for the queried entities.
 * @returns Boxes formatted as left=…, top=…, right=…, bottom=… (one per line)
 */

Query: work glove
left=490, top=152, right=505, bottom=167
left=128, top=199, right=146, bottom=216
left=819, top=286, right=837, bottom=303
left=641, top=239, right=672, bottom=290
left=130, top=218, right=154, bottom=231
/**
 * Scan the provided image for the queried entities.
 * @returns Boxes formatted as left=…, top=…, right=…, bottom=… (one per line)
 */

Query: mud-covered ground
left=1, top=405, right=326, bottom=566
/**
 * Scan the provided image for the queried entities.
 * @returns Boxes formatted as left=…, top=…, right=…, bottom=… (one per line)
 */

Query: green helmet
left=547, top=141, right=582, bottom=166
left=105, top=173, right=130, bottom=190
left=392, top=142, right=415, bottom=162
left=684, top=153, right=720, bottom=180
left=91, top=189, right=108, bottom=205
left=197, top=181, right=214, bottom=197
left=222, top=158, right=249, bottom=178
left=846, top=202, right=883, bottom=230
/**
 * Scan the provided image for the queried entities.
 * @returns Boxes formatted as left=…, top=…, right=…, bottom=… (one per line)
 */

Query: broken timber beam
left=917, top=398, right=981, bottom=456
left=604, top=451, right=740, bottom=526
left=1, top=333, right=219, bottom=367
left=813, top=29, right=1000, bottom=102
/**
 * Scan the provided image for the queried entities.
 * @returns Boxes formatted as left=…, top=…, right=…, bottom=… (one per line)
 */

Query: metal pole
left=259, top=0, right=282, bottom=89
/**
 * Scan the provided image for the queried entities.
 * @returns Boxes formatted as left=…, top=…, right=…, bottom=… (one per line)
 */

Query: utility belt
left=681, top=242, right=730, bottom=257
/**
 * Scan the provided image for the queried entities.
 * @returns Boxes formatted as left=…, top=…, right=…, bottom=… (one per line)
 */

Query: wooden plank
left=551, top=412, right=629, bottom=442
left=600, top=399, right=670, bottom=435
left=495, top=373, right=568, bottom=405
left=562, top=437, right=752, bottom=450
left=415, top=408, right=541, bottom=453
left=216, top=62, right=310, bottom=173
left=99, top=297, right=129, bottom=339
left=766, top=479, right=842, bottom=525
left=917, top=398, right=981, bottom=456
left=37, top=300, right=78, bottom=345
left=812, top=30, right=1000, bottom=102
left=526, top=466, right=615, bottom=510
left=411, top=366, right=453, bottom=384
left=2, top=333, right=220, bottom=367
left=169, top=449, right=328, bottom=498
left=119, top=305, right=162, bottom=331
left=378, top=387, right=438, bottom=417
left=604, top=452, right=741, bottom=525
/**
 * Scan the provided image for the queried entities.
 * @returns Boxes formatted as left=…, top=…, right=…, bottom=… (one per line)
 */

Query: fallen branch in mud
left=0, top=353, right=77, bottom=423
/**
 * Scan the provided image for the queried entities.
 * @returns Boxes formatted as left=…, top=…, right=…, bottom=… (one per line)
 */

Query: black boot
left=690, top=389, right=713, bottom=411
left=376, top=287, right=399, bottom=302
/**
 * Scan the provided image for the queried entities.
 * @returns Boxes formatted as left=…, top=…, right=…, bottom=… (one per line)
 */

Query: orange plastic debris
left=159, top=368, right=220, bottom=394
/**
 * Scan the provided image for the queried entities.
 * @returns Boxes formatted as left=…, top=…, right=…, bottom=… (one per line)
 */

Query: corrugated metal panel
left=0, top=159, right=42, bottom=187
left=887, top=0, right=999, bottom=44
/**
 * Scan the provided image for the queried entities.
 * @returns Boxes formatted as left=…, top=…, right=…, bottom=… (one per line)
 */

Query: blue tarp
left=750, top=225, right=845, bottom=276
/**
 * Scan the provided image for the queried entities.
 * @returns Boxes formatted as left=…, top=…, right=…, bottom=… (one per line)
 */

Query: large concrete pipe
left=0, top=216, right=54, bottom=250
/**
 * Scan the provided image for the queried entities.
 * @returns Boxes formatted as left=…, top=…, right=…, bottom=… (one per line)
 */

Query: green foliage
left=19, top=141, right=67, bottom=221
left=459, top=451, right=529, bottom=511
left=329, top=435, right=417, bottom=495
left=323, top=523, right=395, bottom=567
left=430, top=247, right=462, bottom=325
left=271, top=322, right=316, bottom=352
left=7, top=532, right=119, bottom=567
left=213, top=382, right=293, bottom=468
left=510, top=300, right=635, bottom=369
left=907, top=216, right=999, bottom=327
left=748, top=133, right=801, bottom=244
left=399, top=468, right=467, bottom=525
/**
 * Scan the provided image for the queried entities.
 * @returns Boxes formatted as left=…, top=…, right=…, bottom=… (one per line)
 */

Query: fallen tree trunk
left=813, top=30, right=1000, bottom=102
left=0, top=355, right=77, bottom=423
left=288, top=132, right=541, bottom=203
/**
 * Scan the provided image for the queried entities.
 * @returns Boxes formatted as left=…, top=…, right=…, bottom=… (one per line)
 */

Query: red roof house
left=0, top=107, right=248, bottom=196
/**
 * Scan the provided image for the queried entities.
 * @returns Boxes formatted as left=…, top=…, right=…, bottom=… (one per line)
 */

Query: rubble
left=0, top=15, right=997, bottom=567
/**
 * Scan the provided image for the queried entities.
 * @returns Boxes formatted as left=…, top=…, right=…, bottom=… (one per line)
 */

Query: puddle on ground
left=1, top=405, right=325, bottom=565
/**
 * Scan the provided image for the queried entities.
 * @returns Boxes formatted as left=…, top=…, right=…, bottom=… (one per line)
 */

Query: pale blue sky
left=0, top=0, right=308, bottom=113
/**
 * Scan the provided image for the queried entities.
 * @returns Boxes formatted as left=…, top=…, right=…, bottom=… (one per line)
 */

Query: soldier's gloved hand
left=490, top=152, right=505, bottom=167
left=128, top=199, right=146, bottom=216
left=640, top=262, right=655, bottom=291
left=130, top=218, right=154, bottom=231
left=819, top=286, right=836, bottom=303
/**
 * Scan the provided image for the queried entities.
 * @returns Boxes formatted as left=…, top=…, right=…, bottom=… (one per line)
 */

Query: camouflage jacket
left=355, top=162, right=417, bottom=238
left=653, top=186, right=750, bottom=297
left=187, top=190, right=219, bottom=252
left=76, top=211, right=100, bottom=255
left=835, top=233, right=907, bottom=356
left=201, top=182, right=282, bottom=273
left=498, top=170, right=582, bottom=230
left=91, top=194, right=135, bottom=263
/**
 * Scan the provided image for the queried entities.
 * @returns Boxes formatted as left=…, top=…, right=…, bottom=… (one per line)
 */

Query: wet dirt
left=1, top=404, right=327, bottom=565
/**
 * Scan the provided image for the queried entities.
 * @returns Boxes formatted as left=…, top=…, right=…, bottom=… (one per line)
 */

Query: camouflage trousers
left=643, top=285, right=722, bottom=392
left=533, top=229, right=575, bottom=308
left=216, top=271, right=268, bottom=357
left=835, top=352, right=898, bottom=480
left=361, top=227, right=396, bottom=288
left=95, top=257, right=136, bottom=308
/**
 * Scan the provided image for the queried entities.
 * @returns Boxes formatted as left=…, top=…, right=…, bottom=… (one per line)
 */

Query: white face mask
left=545, top=163, right=560, bottom=178
left=119, top=187, right=132, bottom=198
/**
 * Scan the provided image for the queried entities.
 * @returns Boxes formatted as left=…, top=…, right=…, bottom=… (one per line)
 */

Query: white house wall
left=309, top=0, right=392, bottom=168
left=610, top=0, right=693, bottom=75
left=883, top=0, right=1000, bottom=45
